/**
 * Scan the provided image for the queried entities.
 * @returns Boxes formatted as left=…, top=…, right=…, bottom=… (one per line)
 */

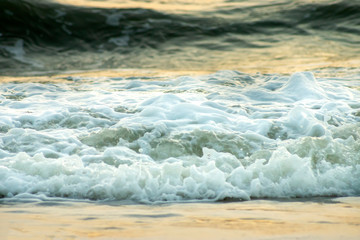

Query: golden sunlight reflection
left=1, top=198, right=360, bottom=240
left=1, top=0, right=357, bottom=76
left=55, top=0, right=229, bottom=13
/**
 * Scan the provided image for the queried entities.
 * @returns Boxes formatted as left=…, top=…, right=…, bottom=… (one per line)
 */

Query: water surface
left=0, top=0, right=359, bottom=204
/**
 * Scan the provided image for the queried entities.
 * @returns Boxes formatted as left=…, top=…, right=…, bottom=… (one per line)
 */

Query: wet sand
left=1, top=197, right=359, bottom=240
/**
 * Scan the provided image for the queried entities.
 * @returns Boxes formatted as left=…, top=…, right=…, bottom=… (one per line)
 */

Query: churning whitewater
left=0, top=71, right=360, bottom=202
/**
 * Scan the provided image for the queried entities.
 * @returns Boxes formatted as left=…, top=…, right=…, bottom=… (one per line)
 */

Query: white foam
left=0, top=40, right=43, bottom=67
left=280, top=72, right=327, bottom=101
left=0, top=71, right=359, bottom=202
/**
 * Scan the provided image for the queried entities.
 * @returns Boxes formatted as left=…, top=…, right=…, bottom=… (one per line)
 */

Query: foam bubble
left=280, top=72, right=327, bottom=101
left=0, top=71, right=359, bottom=202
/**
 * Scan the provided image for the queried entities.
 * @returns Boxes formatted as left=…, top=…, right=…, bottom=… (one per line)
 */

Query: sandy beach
left=1, top=197, right=359, bottom=240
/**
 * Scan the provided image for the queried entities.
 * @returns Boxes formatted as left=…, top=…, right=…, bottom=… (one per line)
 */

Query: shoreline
left=1, top=66, right=360, bottom=83
left=1, top=197, right=359, bottom=239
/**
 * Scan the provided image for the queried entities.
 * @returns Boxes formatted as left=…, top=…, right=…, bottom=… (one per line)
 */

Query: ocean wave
left=0, top=71, right=359, bottom=202
left=0, top=0, right=359, bottom=74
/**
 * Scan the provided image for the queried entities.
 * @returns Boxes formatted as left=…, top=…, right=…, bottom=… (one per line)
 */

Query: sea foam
left=0, top=71, right=359, bottom=202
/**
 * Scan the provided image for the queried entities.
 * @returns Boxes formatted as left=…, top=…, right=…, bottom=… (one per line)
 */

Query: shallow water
left=1, top=197, right=360, bottom=240
left=1, top=0, right=360, bottom=204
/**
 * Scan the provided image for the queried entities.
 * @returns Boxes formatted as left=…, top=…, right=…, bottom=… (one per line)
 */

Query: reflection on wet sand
left=1, top=197, right=359, bottom=240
